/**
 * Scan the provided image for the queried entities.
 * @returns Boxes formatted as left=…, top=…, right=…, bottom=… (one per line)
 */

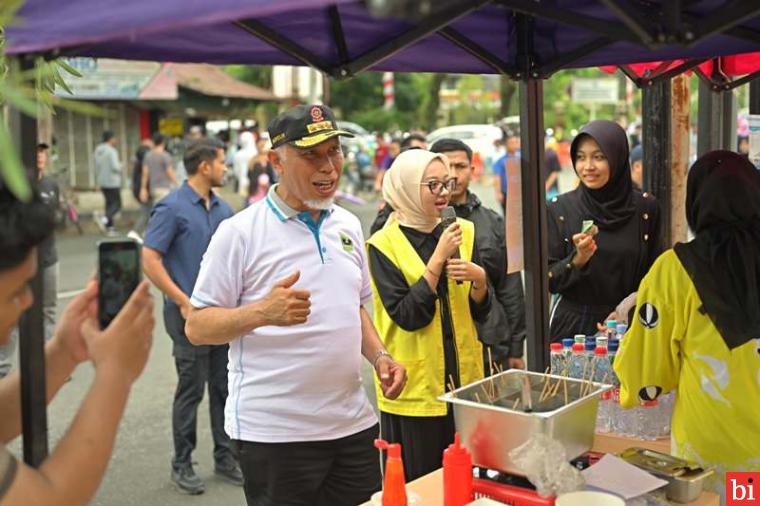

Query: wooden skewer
left=512, top=398, right=520, bottom=410
left=584, top=363, right=598, bottom=397
left=563, top=377, right=569, bottom=405
left=475, top=392, right=482, bottom=404
left=550, top=374, right=563, bottom=397
left=447, top=374, right=457, bottom=395
left=480, top=383, right=493, bottom=404
left=485, top=348, right=497, bottom=399
left=538, top=374, right=552, bottom=402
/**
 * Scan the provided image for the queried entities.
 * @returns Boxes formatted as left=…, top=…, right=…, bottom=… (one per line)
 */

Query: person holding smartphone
left=141, top=138, right=239, bottom=495
left=0, top=183, right=154, bottom=506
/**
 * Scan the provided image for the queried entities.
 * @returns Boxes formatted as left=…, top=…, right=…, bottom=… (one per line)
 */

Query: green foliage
left=223, top=64, right=272, bottom=89
left=328, top=71, right=431, bottom=131
left=2, top=3, right=108, bottom=201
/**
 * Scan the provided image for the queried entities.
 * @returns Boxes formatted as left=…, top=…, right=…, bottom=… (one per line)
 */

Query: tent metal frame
left=13, top=0, right=760, bottom=464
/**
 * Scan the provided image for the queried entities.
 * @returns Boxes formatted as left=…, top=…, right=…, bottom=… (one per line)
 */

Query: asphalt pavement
left=7, top=178, right=503, bottom=506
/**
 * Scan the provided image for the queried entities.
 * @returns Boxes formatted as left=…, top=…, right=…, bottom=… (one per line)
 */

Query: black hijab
left=674, top=151, right=760, bottom=350
left=570, top=120, right=636, bottom=229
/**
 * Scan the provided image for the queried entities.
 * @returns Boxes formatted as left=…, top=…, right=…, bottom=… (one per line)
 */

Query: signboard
left=571, top=78, right=619, bottom=104
left=159, top=117, right=184, bottom=137
left=57, top=58, right=177, bottom=100
left=748, top=114, right=760, bottom=171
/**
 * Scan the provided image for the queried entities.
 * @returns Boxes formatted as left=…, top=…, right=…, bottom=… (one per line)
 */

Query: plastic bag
left=508, top=433, right=585, bottom=497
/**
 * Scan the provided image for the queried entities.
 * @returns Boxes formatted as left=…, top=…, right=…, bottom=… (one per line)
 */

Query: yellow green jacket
left=367, top=218, right=484, bottom=417
left=614, top=249, right=760, bottom=495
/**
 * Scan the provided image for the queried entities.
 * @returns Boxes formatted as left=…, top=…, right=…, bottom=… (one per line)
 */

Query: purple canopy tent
left=6, top=0, right=760, bottom=465
left=6, top=0, right=760, bottom=75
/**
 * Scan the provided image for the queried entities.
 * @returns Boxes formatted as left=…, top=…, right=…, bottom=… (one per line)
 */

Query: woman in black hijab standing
left=547, top=120, right=661, bottom=340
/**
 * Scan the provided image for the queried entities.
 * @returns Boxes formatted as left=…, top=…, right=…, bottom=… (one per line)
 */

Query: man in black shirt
left=0, top=143, right=60, bottom=377
left=369, top=139, right=527, bottom=370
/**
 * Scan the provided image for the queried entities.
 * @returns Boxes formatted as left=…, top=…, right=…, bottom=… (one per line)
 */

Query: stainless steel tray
left=619, top=448, right=714, bottom=503
left=439, top=370, right=612, bottom=475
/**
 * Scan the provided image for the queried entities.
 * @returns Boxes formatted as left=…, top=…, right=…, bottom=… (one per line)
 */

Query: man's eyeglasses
left=420, top=179, right=457, bottom=195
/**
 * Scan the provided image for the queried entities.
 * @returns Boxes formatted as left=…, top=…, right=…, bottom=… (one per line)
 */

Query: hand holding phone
left=98, top=239, right=142, bottom=329
left=81, top=280, right=155, bottom=383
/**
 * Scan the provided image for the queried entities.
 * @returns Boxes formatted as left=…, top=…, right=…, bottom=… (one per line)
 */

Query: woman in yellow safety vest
left=367, top=148, right=492, bottom=481
left=614, top=151, right=760, bottom=501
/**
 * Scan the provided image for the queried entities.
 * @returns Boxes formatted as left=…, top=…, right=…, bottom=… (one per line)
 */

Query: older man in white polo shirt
left=186, top=104, right=407, bottom=506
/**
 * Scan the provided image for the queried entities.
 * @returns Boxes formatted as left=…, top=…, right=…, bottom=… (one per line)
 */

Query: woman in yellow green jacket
left=367, top=149, right=491, bottom=481
left=614, top=151, right=760, bottom=500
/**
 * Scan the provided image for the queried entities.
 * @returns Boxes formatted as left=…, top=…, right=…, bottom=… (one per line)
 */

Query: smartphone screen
left=98, top=240, right=141, bottom=329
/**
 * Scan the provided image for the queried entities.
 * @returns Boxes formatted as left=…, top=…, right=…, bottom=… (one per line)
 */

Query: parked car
left=337, top=121, right=375, bottom=151
left=427, top=124, right=505, bottom=172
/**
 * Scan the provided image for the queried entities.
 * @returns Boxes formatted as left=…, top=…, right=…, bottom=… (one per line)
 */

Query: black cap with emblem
left=268, top=104, right=354, bottom=149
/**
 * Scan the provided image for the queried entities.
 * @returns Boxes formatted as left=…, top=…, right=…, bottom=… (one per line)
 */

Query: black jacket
left=370, top=192, right=527, bottom=360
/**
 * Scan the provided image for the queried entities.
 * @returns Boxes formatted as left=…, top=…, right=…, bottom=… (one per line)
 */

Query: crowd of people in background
left=87, top=108, right=758, bottom=244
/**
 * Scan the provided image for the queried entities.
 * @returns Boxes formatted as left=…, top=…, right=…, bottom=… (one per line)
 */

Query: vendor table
left=360, top=433, right=719, bottom=505
left=360, top=469, right=719, bottom=505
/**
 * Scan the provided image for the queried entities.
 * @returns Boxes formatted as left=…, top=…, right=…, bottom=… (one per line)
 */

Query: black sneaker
left=171, top=464, right=205, bottom=495
left=214, top=457, right=244, bottom=486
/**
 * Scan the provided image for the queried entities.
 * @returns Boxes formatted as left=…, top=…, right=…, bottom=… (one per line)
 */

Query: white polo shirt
left=191, top=185, right=377, bottom=443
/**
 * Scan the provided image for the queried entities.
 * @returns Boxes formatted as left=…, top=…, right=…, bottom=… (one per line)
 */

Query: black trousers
left=380, top=410, right=455, bottom=482
left=101, top=187, right=121, bottom=227
left=232, top=424, right=381, bottom=506
left=163, top=305, right=232, bottom=468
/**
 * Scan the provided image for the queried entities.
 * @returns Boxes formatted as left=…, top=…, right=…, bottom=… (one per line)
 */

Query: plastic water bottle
left=658, top=391, right=675, bottom=437
left=584, top=341, right=596, bottom=371
left=616, top=323, right=628, bottom=336
left=592, top=347, right=613, bottom=433
left=637, top=400, right=660, bottom=440
left=595, top=335, right=608, bottom=349
left=607, top=339, right=630, bottom=436
left=606, top=319, right=618, bottom=340
left=568, top=343, right=586, bottom=380
left=550, top=343, right=565, bottom=376
left=574, top=334, right=586, bottom=345
left=561, top=338, right=574, bottom=360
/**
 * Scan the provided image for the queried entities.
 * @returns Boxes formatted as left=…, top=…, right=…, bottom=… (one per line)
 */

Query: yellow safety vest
left=367, top=218, right=484, bottom=417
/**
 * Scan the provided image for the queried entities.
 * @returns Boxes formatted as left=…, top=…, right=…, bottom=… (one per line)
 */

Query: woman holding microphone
left=367, top=149, right=491, bottom=481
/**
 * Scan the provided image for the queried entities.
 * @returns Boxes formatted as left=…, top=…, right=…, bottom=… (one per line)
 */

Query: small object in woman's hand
left=582, top=220, right=599, bottom=236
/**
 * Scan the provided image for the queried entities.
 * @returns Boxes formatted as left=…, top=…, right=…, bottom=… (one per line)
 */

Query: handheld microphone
left=440, top=206, right=462, bottom=284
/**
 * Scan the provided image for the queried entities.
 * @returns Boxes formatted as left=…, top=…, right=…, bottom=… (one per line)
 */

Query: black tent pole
left=750, top=79, right=760, bottom=115
left=515, top=13, right=549, bottom=372
left=9, top=56, right=50, bottom=466
left=697, top=60, right=733, bottom=157
left=641, top=79, right=672, bottom=252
